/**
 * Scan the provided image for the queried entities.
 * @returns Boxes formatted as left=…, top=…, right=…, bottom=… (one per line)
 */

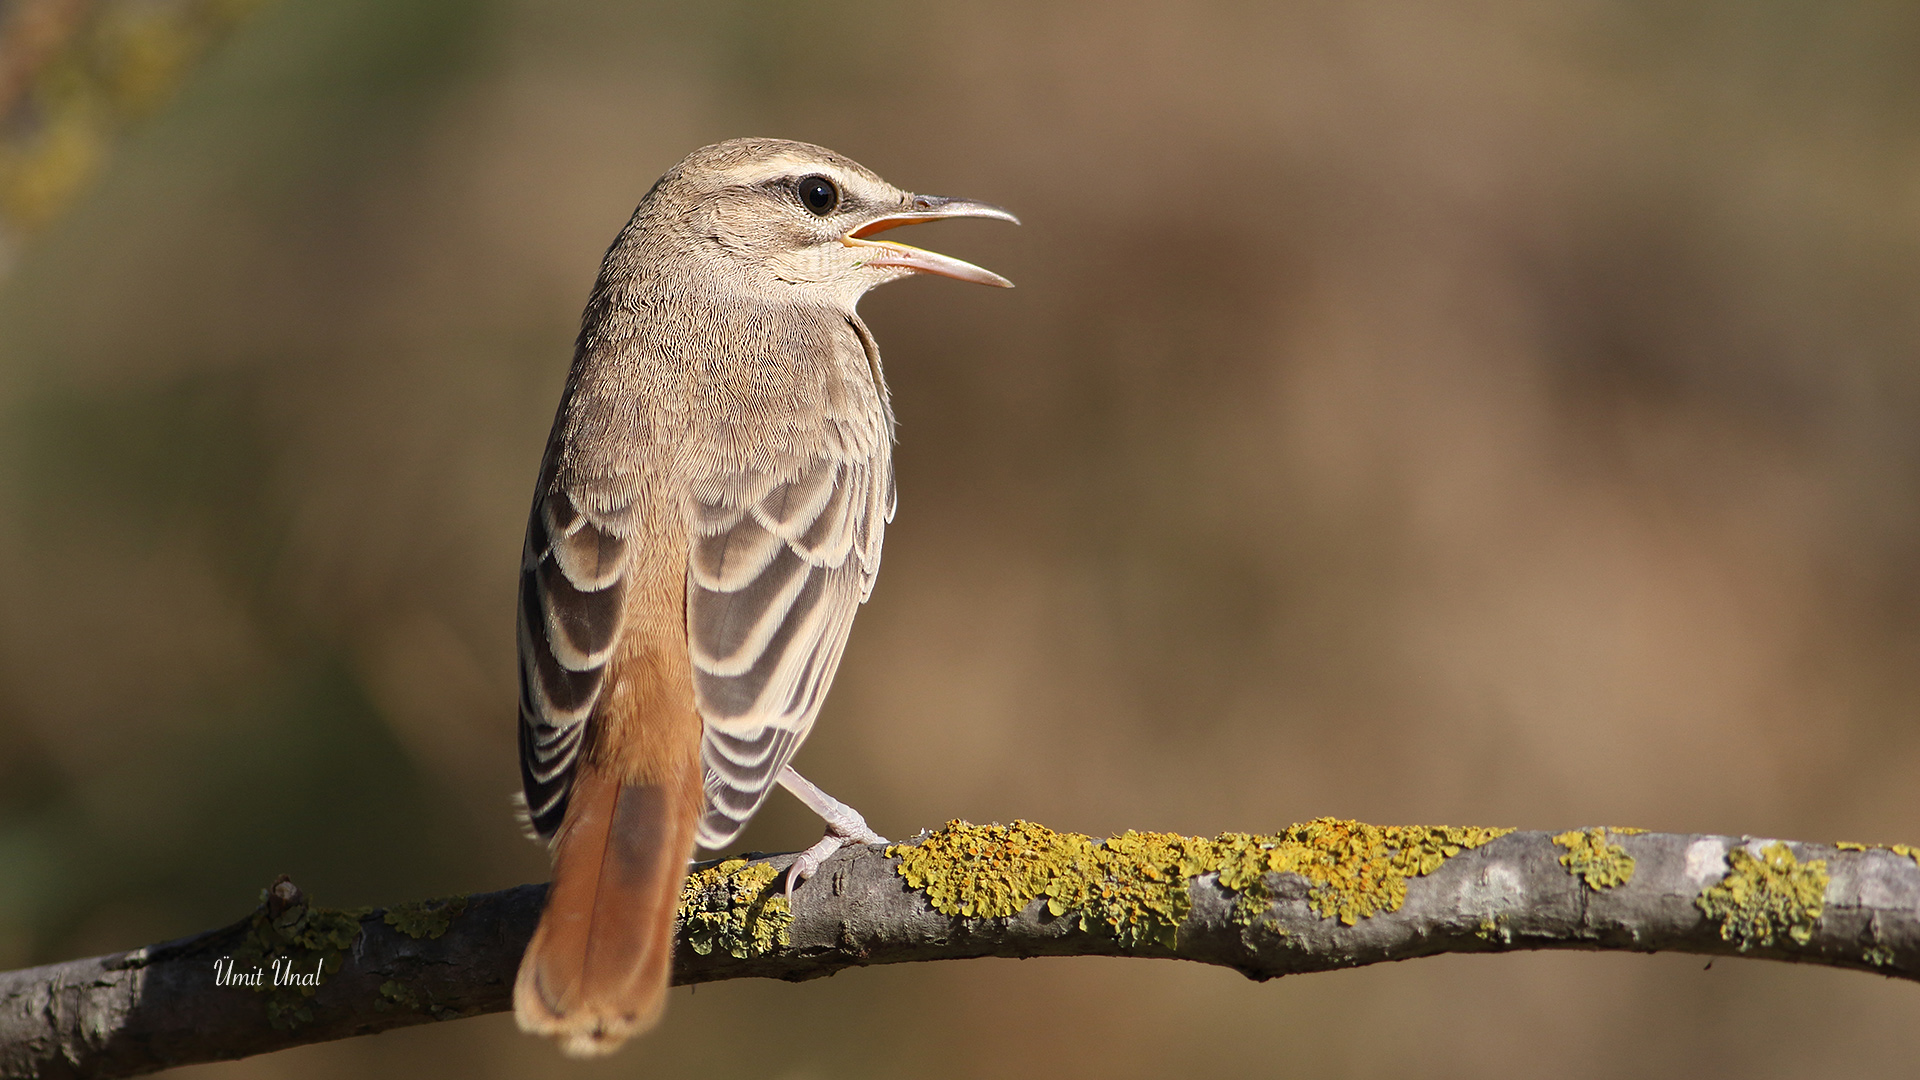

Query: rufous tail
left=514, top=763, right=700, bottom=1057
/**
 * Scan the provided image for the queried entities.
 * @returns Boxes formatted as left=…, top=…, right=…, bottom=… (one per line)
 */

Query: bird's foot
left=778, top=766, right=888, bottom=900
left=784, top=817, right=887, bottom=901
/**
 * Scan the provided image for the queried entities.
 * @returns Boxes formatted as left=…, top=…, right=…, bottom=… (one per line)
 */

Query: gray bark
left=2, top=830, right=1915, bottom=1079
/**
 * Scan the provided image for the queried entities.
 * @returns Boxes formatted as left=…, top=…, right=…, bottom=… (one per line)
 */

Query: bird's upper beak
left=843, top=196, right=1019, bottom=288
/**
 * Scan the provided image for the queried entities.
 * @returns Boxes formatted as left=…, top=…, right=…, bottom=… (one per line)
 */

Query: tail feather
left=515, top=764, right=699, bottom=1057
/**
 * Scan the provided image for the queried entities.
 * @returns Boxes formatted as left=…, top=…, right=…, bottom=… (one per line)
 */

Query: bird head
left=644, top=138, right=1017, bottom=302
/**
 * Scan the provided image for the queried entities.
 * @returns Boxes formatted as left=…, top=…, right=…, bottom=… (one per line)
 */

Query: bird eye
left=796, top=175, right=839, bottom=216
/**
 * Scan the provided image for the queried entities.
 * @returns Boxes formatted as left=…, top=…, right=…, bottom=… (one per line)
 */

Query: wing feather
left=688, top=446, right=889, bottom=849
left=516, top=476, right=634, bottom=841
left=688, top=542, right=816, bottom=679
left=689, top=520, right=785, bottom=592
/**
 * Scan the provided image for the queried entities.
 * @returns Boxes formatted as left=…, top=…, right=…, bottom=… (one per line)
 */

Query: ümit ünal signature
left=212, top=955, right=324, bottom=988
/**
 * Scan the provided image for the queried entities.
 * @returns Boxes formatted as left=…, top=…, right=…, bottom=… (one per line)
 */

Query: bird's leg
left=778, top=766, right=888, bottom=898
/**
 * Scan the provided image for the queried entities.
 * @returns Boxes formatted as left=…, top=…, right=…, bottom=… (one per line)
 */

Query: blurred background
left=2, top=0, right=1918, bottom=1076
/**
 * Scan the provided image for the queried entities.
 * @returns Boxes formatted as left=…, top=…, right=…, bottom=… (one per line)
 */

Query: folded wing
left=685, top=443, right=891, bottom=849
left=517, top=481, right=632, bottom=841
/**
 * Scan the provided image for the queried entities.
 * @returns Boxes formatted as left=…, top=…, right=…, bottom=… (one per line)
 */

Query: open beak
left=843, top=196, right=1019, bottom=288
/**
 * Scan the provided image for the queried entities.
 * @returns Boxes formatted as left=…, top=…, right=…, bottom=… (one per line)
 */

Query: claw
left=784, top=848, right=822, bottom=902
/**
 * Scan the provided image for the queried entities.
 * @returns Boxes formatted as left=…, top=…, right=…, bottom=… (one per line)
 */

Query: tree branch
left=4, top=823, right=1916, bottom=1079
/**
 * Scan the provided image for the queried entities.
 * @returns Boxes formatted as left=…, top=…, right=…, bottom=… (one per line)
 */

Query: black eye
left=796, top=174, right=839, bottom=216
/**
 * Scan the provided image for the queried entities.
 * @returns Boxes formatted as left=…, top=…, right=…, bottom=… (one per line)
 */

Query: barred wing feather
left=686, top=448, right=889, bottom=848
left=516, top=484, right=631, bottom=840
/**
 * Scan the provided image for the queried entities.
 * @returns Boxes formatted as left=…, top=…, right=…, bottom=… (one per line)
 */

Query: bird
left=511, top=138, right=1016, bottom=1056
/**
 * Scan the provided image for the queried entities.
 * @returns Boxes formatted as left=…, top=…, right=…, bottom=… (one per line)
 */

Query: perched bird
left=512, top=139, right=1015, bottom=1056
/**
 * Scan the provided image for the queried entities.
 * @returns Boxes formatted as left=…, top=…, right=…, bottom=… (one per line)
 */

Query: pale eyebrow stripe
left=729, top=156, right=845, bottom=184
left=729, top=159, right=890, bottom=203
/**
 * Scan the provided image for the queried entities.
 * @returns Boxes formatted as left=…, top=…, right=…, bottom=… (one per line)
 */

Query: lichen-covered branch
left=5, top=821, right=1919, bottom=1079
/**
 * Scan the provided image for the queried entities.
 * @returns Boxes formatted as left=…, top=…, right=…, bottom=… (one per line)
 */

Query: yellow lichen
left=231, top=886, right=370, bottom=1029
left=1042, top=830, right=1229, bottom=947
left=383, top=895, right=467, bottom=940
left=1827, top=840, right=1920, bottom=866
left=891, top=818, right=1513, bottom=945
left=376, top=980, right=422, bottom=1011
left=892, top=820, right=1086, bottom=919
left=1696, top=841, right=1828, bottom=950
left=1231, top=819, right=1514, bottom=926
left=679, top=858, right=792, bottom=958
left=1553, top=828, right=1636, bottom=891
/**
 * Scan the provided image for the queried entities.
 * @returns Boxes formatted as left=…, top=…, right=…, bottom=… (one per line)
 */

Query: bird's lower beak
left=843, top=196, right=1019, bottom=288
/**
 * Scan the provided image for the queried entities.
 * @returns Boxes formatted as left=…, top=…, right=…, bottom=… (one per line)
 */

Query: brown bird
left=512, top=138, right=1015, bottom=1055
